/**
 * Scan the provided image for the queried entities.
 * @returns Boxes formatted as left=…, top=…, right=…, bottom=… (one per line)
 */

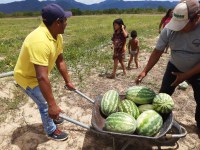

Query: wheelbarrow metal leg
left=113, top=137, right=115, bottom=150
left=121, top=140, right=132, bottom=150
left=0, top=71, right=14, bottom=78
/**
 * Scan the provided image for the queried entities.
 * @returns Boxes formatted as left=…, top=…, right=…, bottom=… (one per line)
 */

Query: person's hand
left=65, top=82, right=75, bottom=90
left=48, top=104, right=62, bottom=120
left=121, top=25, right=125, bottom=30
left=135, top=71, right=146, bottom=85
left=171, top=72, right=186, bottom=87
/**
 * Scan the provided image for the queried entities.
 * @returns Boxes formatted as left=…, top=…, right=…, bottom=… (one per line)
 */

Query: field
left=0, top=14, right=200, bottom=150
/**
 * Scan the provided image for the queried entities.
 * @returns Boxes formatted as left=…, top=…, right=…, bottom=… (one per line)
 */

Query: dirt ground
left=0, top=47, right=200, bottom=150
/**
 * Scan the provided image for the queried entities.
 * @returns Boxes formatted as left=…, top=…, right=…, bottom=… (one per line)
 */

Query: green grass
left=0, top=14, right=162, bottom=79
left=0, top=14, right=162, bottom=123
left=0, top=14, right=162, bottom=121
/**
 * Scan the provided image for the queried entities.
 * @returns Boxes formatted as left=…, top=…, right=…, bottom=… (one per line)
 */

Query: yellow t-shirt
left=14, top=22, right=63, bottom=89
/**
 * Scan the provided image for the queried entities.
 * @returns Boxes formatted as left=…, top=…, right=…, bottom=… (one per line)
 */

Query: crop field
left=1, top=14, right=199, bottom=150
left=0, top=14, right=160, bottom=74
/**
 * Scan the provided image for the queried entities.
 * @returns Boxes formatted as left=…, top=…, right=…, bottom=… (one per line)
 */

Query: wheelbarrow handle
left=59, top=113, right=91, bottom=130
left=64, top=85, right=95, bottom=104
left=165, top=120, right=187, bottom=139
left=0, top=71, right=14, bottom=78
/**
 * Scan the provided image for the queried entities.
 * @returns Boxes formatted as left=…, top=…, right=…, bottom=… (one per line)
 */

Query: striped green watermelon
left=126, top=86, right=156, bottom=104
left=153, top=93, right=174, bottom=114
left=101, top=90, right=119, bottom=116
left=118, top=99, right=140, bottom=119
left=138, top=104, right=154, bottom=114
left=136, top=110, right=163, bottom=136
left=105, top=112, right=137, bottom=134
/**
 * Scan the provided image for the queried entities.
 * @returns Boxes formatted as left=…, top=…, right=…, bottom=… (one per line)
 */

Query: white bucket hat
left=166, top=0, right=200, bottom=31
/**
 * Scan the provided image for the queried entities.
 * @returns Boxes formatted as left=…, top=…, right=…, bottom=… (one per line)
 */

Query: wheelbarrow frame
left=59, top=87, right=187, bottom=149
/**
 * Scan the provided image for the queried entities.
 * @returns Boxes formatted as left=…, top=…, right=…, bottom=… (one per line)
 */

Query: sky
left=0, top=0, right=179, bottom=5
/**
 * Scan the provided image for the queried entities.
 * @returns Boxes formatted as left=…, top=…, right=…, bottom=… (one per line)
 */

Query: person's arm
left=171, top=63, right=200, bottom=86
left=111, top=43, right=114, bottom=50
left=136, top=40, right=139, bottom=54
left=135, top=49, right=163, bottom=84
left=34, top=64, right=61, bottom=119
left=111, top=34, right=115, bottom=50
left=128, top=40, right=131, bottom=54
left=121, top=25, right=128, bottom=38
left=56, top=54, right=75, bottom=90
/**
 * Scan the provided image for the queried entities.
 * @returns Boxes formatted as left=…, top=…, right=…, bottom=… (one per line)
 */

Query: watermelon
left=101, top=90, right=119, bottom=116
left=118, top=99, right=140, bottom=119
left=153, top=93, right=174, bottom=114
left=136, top=110, right=163, bottom=136
left=178, top=81, right=188, bottom=90
left=105, top=112, right=137, bottom=134
left=126, top=86, right=156, bottom=104
left=138, top=104, right=154, bottom=114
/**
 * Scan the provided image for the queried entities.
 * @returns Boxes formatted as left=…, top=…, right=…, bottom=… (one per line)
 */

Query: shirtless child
left=127, top=30, right=139, bottom=69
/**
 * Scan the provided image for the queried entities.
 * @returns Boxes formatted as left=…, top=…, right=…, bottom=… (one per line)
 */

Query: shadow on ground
left=81, top=130, right=179, bottom=150
left=11, top=123, right=49, bottom=150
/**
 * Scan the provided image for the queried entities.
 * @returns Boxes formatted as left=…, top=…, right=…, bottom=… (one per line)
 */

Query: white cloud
left=0, top=0, right=106, bottom=4
left=0, top=0, right=23, bottom=4
left=75, top=0, right=179, bottom=4
left=0, top=0, right=179, bottom=4
left=0, top=0, right=47, bottom=4
left=75, top=0, right=105, bottom=4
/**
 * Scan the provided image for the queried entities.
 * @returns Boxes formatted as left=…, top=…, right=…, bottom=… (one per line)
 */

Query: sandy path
left=0, top=51, right=200, bottom=150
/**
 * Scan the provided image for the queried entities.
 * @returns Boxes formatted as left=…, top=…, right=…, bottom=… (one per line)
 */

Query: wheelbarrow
left=0, top=71, right=187, bottom=149
left=60, top=87, right=187, bottom=150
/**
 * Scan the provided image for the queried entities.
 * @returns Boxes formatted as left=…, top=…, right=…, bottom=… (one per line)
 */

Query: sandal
left=107, top=74, right=115, bottom=79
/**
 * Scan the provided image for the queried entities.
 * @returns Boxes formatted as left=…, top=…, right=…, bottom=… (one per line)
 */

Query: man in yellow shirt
left=14, top=4, right=75, bottom=141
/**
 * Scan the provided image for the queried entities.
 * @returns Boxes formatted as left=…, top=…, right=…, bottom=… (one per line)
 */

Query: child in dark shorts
left=108, top=18, right=129, bottom=79
left=128, top=30, right=139, bottom=69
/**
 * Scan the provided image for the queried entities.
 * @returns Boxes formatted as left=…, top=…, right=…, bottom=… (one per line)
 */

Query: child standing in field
left=108, top=18, right=128, bottom=79
left=127, top=30, right=139, bottom=69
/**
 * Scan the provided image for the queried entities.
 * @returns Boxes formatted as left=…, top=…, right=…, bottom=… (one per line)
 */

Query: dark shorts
left=113, top=52, right=125, bottom=61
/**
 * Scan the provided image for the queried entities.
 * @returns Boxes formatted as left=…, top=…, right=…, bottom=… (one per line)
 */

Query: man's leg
left=159, top=62, right=180, bottom=95
left=24, top=86, right=67, bottom=140
left=188, top=74, right=200, bottom=129
left=25, top=86, right=56, bottom=134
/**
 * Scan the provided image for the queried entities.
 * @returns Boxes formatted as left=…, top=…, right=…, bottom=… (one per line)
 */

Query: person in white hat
left=135, top=0, right=200, bottom=133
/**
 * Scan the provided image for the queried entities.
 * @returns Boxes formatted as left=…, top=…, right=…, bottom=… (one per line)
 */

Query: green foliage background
left=0, top=14, right=161, bottom=77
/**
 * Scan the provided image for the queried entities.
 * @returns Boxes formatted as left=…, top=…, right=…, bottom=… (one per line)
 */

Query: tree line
left=0, top=7, right=167, bottom=18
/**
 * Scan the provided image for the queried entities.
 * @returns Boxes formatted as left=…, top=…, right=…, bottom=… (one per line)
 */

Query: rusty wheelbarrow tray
left=59, top=88, right=187, bottom=149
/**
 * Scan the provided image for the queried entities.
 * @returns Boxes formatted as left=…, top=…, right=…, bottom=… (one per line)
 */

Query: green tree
left=0, top=12, right=5, bottom=18
left=157, top=6, right=167, bottom=12
left=71, top=8, right=82, bottom=15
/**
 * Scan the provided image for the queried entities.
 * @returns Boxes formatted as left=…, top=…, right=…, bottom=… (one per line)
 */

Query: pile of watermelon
left=101, top=86, right=174, bottom=137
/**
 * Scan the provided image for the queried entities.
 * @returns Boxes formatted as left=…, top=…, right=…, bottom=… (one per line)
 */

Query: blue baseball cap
left=42, top=3, right=72, bottom=22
